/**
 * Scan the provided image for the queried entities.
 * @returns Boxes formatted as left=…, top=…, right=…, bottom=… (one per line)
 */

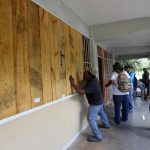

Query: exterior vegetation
left=121, top=58, right=150, bottom=79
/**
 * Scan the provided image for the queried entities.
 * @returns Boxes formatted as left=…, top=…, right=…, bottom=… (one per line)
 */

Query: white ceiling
left=100, top=29, right=150, bottom=47
left=62, top=0, right=150, bottom=53
left=62, top=0, right=150, bottom=25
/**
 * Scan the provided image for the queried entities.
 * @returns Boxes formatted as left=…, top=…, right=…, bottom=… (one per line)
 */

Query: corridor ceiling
left=62, top=0, right=150, bottom=59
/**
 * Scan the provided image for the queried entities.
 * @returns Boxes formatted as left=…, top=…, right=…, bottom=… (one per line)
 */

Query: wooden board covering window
left=12, top=0, right=31, bottom=113
left=0, top=0, right=84, bottom=120
left=0, top=0, right=16, bottom=119
left=39, top=8, right=52, bottom=103
left=69, top=27, right=78, bottom=84
left=28, top=1, right=43, bottom=108
left=51, top=16, right=61, bottom=100
left=58, top=21, right=67, bottom=97
left=64, top=24, right=72, bottom=95
left=76, top=32, right=84, bottom=82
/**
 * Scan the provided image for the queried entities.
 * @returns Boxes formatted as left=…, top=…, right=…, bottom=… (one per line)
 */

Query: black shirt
left=83, top=77, right=104, bottom=105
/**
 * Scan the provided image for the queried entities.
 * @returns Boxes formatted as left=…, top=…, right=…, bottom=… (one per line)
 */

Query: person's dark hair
left=124, top=65, right=128, bottom=70
left=113, top=62, right=123, bottom=73
left=113, top=62, right=121, bottom=68
left=124, top=65, right=132, bottom=70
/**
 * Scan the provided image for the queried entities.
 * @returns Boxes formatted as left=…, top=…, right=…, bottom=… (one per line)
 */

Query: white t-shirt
left=110, top=71, right=130, bottom=95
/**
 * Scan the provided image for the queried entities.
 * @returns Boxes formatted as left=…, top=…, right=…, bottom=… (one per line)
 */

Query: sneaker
left=87, top=136, right=102, bottom=142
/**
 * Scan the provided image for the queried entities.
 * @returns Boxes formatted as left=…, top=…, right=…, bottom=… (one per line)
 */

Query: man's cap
left=86, top=68, right=97, bottom=76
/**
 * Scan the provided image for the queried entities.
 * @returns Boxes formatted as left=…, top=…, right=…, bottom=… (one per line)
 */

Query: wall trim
left=0, top=94, right=77, bottom=126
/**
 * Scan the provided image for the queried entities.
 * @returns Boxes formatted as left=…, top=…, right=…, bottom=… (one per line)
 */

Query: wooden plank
left=51, top=16, right=61, bottom=100
left=0, top=0, right=16, bottom=119
left=28, top=1, right=43, bottom=107
left=68, top=27, right=78, bottom=84
left=39, top=8, right=52, bottom=103
left=58, top=20, right=67, bottom=97
left=97, top=46, right=103, bottom=58
left=76, top=32, right=84, bottom=82
left=64, top=24, right=72, bottom=95
left=12, top=0, right=31, bottom=113
left=65, top=27, right=84, bottom=95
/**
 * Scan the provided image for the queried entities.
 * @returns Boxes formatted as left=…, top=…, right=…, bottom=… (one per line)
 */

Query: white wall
left=0, top=95, right=88, bottom=150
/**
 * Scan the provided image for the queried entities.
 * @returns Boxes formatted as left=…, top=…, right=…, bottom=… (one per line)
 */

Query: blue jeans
left=87, top=104, right=110, bottom=139
left=128, top=83, right=134, bottom=111
left=113, top=95, right=128, bottom=125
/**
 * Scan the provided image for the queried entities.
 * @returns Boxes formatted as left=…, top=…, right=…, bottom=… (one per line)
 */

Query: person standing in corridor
left=69, top=68, right=110, bottom=142
left=105, top=62, right=130, bottom=125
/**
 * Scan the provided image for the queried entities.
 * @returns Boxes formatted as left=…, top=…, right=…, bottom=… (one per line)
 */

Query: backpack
left=117, top=73, right=131, bottom=92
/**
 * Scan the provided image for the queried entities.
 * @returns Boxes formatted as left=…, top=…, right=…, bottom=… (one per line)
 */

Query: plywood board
left=64, top=24, right=72, bottom=95
left=68, top=27, right=78, bottom=93
left=39, top=8, right=53, bottom=103
left=58, top=20, right=67, bottom=97
left=51, top=16, right=61, bottom=100
left=28, top=1, right=43, bottom=107
left=76, top=32, right=84, bottom=82
left=12, top=0, right=31, bottom=113
left=0, top=0, right=16, bottom=119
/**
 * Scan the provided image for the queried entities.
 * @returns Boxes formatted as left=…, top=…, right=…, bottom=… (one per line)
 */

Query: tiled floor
left=68, top=97, right=150, bottom=150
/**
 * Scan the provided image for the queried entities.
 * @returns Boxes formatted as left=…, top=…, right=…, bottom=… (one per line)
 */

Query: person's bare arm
left=69, top=75, right=85, bottom=95
left=105, top=80, right=113, bottom=87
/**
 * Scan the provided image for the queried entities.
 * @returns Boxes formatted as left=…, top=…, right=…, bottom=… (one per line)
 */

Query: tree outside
left=120, top=58, right=150, bottom=79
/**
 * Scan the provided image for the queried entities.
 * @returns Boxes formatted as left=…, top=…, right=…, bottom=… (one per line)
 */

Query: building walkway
left=68, top=97, right=150, bottom=150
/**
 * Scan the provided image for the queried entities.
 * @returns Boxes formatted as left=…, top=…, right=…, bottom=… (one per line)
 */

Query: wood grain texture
left=68, top=27, right=78, bottom=84
left=58, top=20, right=67, bottom=97
left=39, top=8, right=52, bottom=103
left=12, top=0, right=31, bottom=113
left=64, top=24, right=72, bottom=95
left=51, top=16, right=61, bottom=100
left=28, top=0, right=43, bottom=107
left=76, top=32, right=84, bottom=82
left=0, top=0, right=85, bottom=119
left=0, top=0, right=16, bottom=119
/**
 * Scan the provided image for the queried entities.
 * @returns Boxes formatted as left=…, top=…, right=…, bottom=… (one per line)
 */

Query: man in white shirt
left=106, top=62, right=130, bottom=125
